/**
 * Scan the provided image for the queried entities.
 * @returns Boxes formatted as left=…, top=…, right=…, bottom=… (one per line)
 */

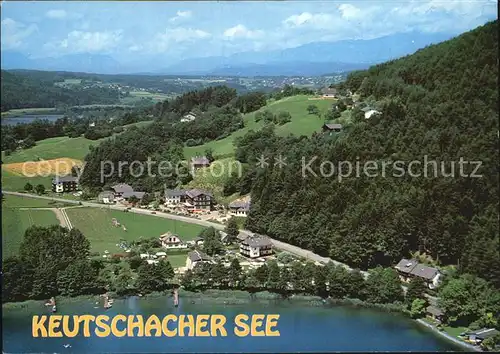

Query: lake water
left=2, top=295, right=462, bottom=353
left=1, top=115, right=65, bottom=126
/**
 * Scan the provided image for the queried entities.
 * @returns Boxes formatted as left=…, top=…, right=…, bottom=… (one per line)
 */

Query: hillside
left=243, top=21, right=499, bottom=284
left=0, top=70, right=120, bottom=112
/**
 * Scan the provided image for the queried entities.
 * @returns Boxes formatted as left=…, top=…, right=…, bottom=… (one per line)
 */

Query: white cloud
left=223, top=24, right=264, bottom=40
left=45, top=30, right=123, bottom=53
left=282, top=12, right=334, bottom=30
left=338, top=4, right=362, bottom=20
left=169, top=10, right=192, bottom=23
left=45, top=9, right=67, bottom=19
left=1, top=18, right=38, bottom=49
left=128, top=45, right=142, bottom=52
left=150, top=27, right=211, bottom=53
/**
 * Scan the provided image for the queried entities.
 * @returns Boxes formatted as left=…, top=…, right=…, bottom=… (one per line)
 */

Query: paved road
left=4, top=191, right=369, bottom=277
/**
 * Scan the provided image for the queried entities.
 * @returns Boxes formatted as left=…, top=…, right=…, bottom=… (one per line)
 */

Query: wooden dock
left=173, top=289, right=179, bottom=307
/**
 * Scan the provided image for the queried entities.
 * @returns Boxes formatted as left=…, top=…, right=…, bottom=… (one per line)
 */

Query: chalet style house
left=228, top=198, right=251, bottom=217
left=240, top=234, right=273, bottom=258
left=395, top=258, right=441, bottom=289
left=164, top=188, right=214, bottom=210
left=52, top=175, right=79, bottom=193
left=186, top=250, right=212, bottom=270
left=322, top=123, right=343, bottom=134
left=159, top=232, right=188, bottom=250
left=110, top=183, right=145, bottom=201
left=190, top=156, right=211, bottom=169
left=321, top=87, right=338, bottom=98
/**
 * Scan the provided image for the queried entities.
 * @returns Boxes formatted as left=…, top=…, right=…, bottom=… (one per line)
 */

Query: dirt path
left=18, top=207, right=70, bottom=228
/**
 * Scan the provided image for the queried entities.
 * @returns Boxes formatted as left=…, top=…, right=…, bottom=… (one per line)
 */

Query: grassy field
left=165, top=252, right=189, bottom=268
left=2, top=195, right=61, bottom=257
left=184, top=95, right=337, bottom=159
left=121, top=91, right=171, bottom=104
left=2, top=136, right=103, bottom=164
left=1, top=169, right=53, bottom=192
left=1, top=107, right=57, bottom=117
left=65, top=207, right=205, bottom=253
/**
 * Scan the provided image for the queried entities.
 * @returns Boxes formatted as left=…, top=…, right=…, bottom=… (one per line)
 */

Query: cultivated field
left=65, top=207, right=205, bottom=253
left=3, top=158, right=82, bottom=177
left=1, top=107, right=57, bottom=117
left=184, top=95, right=337, bottom=159
left=2, top=195, right=61, bottom=257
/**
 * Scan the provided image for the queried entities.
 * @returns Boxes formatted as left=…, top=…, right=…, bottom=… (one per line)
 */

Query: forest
left=0, top=70, right=121, bottom=111
left=239, top=21, right=498, bottom=286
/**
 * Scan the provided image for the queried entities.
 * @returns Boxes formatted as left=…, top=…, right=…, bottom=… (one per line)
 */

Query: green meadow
left=65, top=207, right=205, bottom=253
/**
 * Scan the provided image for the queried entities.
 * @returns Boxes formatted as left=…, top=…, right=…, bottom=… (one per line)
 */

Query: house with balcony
left=159, top=232, right=188, bottom=250
left=228, top=198, right=251, bottom=217
left=52, top=175, right=79, bottom=193
left=394, top=258, right=442, bottom=289
left=240, top=234, right=273, bottom=259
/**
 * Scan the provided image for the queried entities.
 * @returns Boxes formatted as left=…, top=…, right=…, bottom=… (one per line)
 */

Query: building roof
left=186, top=189, right=212, bottom=199
left=122, top=191, right=146, bottom=199
left=361, top=106, right=378, bottom=112
left=409, top=264, right=440, bottom=280
left=466, top=328, right=500, bottom=340
left=426, top=305, right=444, bottom=317
left=395, top=258, right=418, bottom=274
left=242, top=234, right=273, bottom=248
left=323, top=123, right=343, bottom=130
left=159, top=232, right=182, bottom=243
left=53, top=175, right=78, bottom=183
left=188, top=250, right=212, bottom=262
left=98, top=191, right=115, bottom=198
left=111, top=183, right=134, bottom=193
left=229, top=200, right=251, bottom=211
left=321, top=87, right=337, bottom=95
left=237, top=233, right=248, bottom=242
left=191, top=156, right=210, bottom=165
left=165, top=189, right=186, bottom=197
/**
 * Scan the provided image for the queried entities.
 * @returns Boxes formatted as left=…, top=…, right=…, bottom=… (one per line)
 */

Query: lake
left=2, top=295, right=462, bottom=353
left=1, top=115, right=65, bottom=126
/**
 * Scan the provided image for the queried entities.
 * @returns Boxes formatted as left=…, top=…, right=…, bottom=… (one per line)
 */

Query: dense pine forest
left=244, top=21, right=499, bottom=284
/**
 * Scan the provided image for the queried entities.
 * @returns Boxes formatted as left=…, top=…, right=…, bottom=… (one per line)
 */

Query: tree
left=224, top=217, right=239, bottom=244
left=364, top=267, right=404, bottom=304
left=410, top=298, right=427, bottom=319
left=205, top=148, right=215, bottom=163
left=201, top=227, right=223, bottom=256
left=128, top=195, right=139, bottom=205
left=228, top=258, right=242, bottom=287
left=481, top=334, right=500, bottom=351
left=276, top=111, right=292, bottom=125
left=307, top=104, right=319, bottom=115
left=1, top=257, right=34, bottom=302
left=34, top=184, right=45, bottom=195
left=24, top=183, right=33, bottom=192
left=267, top=260, right=281, bottom=290
left=406, top=277, right=428, bottom=305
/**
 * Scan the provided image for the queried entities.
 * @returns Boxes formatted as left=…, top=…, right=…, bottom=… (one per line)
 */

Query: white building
left=159, top=232, right=188, bottom=249
left=185, top=250, right=212, bottom=270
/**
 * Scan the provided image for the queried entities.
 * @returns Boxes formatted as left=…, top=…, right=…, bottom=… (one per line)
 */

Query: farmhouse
left=98, top=191, right=115, bottom=204
left=52, top=175, right=79, bottom=193
left=394, top=258, right=441, bottom=289
left=165, top=189, right=187, bottom=205
left=426, top=297, right=445, bottom=323
left=185, top=189, right=213, bottom=211
left=228, top=199, right=251, bottom=217
left=111, top=184, right=145, bottom=201
left=240, top=234, right=273, bottom=258
left=186, top=250, right=212, bottom=270
left=321, top=87, right=338, bottom=98
left=322, top=123, right=343, bottom=133
left=159, top=232, right=188, bottom=249
left=190, top=156, right=211, bottom=169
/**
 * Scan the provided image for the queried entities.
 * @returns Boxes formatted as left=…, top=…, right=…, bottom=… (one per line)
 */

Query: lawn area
left=164, top=252, right=189, bottom=268
left=443, top=325, right=468, bottom=338
left=1, top=169, right=53, bottom=192
left=1, top=194, right=71, bottom=208
left=65, top=207, right=205, bottom=253
left=2, top=136, right=103, bottom=164
left=2, top=205, right=59, bottom=258
left=184, top=95, right=336, bottom=159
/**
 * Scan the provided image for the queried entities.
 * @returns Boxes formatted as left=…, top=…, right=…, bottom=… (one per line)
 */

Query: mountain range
left=1, top=31, right=455, bottom=76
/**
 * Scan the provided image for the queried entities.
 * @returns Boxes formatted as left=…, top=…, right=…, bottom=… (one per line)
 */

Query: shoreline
left=415, top=318, right=481, bottom=352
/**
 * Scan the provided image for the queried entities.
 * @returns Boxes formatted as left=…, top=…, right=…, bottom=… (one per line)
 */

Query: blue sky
left=1, top=0, right=497, bottom=63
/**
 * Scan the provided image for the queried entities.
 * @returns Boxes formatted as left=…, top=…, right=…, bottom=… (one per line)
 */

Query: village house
left=322, top=123, right=343, bottom=134
left=111, top=183, right=145, bottom=201
left=190, top=156, right=211, bottom=169
left=186, top=250, right=212, bottom=270
left=165, top=189, right=186, bottom=205
left=361, top=106, right=381, bottom=119
left=239, top=234, right=273, bottom=258
left=228, top=199, right=251, bottom=217
left=321, top=87, right=338, bottom=98
left=462, top=328, right=500, bottom=345
left=52, top=175, right=79, bottom=193
left=98, top=191, right=115, bottom=204
left=426, top=297, right=445, bottom=323
left=185, top=189, right=214, bottom=211
left=180, top=112, right=197, bottom=123
left=394, top=258, right=442, bottom=289
left=159, top=232, right=188, bottom=250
